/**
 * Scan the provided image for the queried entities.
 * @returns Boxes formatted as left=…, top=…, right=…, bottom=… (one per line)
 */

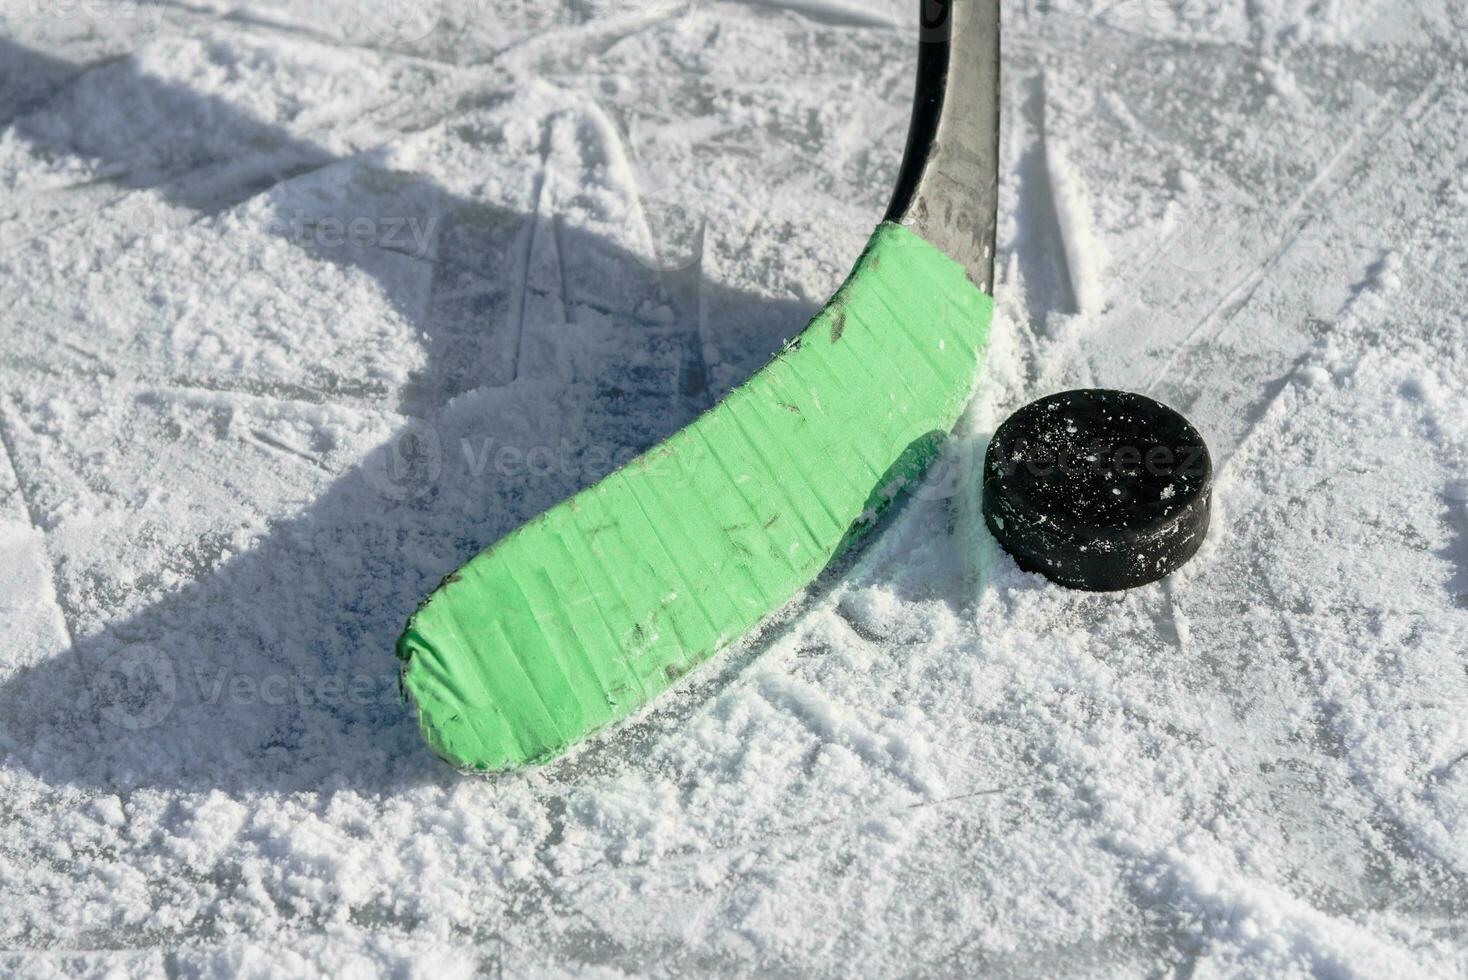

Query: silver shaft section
left=885, top=0, right=1001, bottom=293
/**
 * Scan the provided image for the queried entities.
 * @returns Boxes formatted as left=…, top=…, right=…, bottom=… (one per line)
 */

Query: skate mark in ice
left=150, top=375, right=393, bottom=412
left=1205, top=350, right=1314, bottom=479
left=511, top=119, right=557, bottom=384
left=1141, top=73, right=1444, bottom=397
left=0, top=41, right=338, bottom=219
left=563, top=777, right=1010, bottom=884
left=590, top=100, right=713, bottom=405
left=1439, top=489, right=1468, bottom=610
left=486, top=15, right=669, bottom=75
left=1245, top=527, right=1468, bottom=882
left=927, top=906, right=1174, bottom=980
left=0, top=38, right=812, bottom=793
left=1428, top=746, right=1468, bottom=795
left=533, top=104, right=712, bottom=415
left=0, top=340, right=394, bottom=419
left=247, top=429, right=334, bottom=473
left=721, top=0, right=899, bottom=32
left=753, top=673, right=934, bottom=797
left=150, top=1, right=472, bottom=65
left=165, top=0, right=484, bottom=69
left=1208, top=173, right=1458, bottom=484
left=551, top=214, right=576, bottom=330
left=1141, top=580, right=1184, bottom=653
left=1014, top=73, right=1079, bottom=328
left=1014, top=3, right=1249, bottom=53
left=0, top=408, right=81, bottom=653
left=680, top=224, right=713, bottom=405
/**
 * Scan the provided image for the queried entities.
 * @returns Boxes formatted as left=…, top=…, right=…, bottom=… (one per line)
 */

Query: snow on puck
left=982, top=389, right=1212, bottom=591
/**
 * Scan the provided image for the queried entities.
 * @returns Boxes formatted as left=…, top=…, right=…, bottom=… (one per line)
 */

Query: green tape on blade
left=397, top=222, right=994, bottom=771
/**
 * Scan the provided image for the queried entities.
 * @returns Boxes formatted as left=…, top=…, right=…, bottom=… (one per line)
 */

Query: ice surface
left=1, top=0, right=1466, bottom=975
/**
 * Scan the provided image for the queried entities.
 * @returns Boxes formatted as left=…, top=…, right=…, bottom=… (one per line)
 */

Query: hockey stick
left=397, top=0, right=1000, bottom=771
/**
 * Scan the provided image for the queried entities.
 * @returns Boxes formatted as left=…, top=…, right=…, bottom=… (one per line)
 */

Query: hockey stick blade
left=397, top=0, right=1000, bottom=771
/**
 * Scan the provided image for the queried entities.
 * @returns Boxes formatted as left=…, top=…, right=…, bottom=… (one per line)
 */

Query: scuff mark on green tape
left=397, top=221, right=994, bottom=772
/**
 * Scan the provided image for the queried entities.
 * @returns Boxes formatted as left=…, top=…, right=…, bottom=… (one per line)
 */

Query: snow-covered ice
left=1, top=0, right=1466, bottom=975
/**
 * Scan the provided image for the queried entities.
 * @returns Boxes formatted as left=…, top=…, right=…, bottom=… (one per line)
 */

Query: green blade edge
left=397, top=221, right=994, bottom=771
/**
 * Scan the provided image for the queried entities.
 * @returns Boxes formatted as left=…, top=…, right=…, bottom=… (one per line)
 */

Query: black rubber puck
left=982, top=389, right=1212, bottom=591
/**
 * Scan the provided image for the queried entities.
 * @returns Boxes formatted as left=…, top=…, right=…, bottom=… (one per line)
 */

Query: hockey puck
left=982, top=389, right=1212, bottom=591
